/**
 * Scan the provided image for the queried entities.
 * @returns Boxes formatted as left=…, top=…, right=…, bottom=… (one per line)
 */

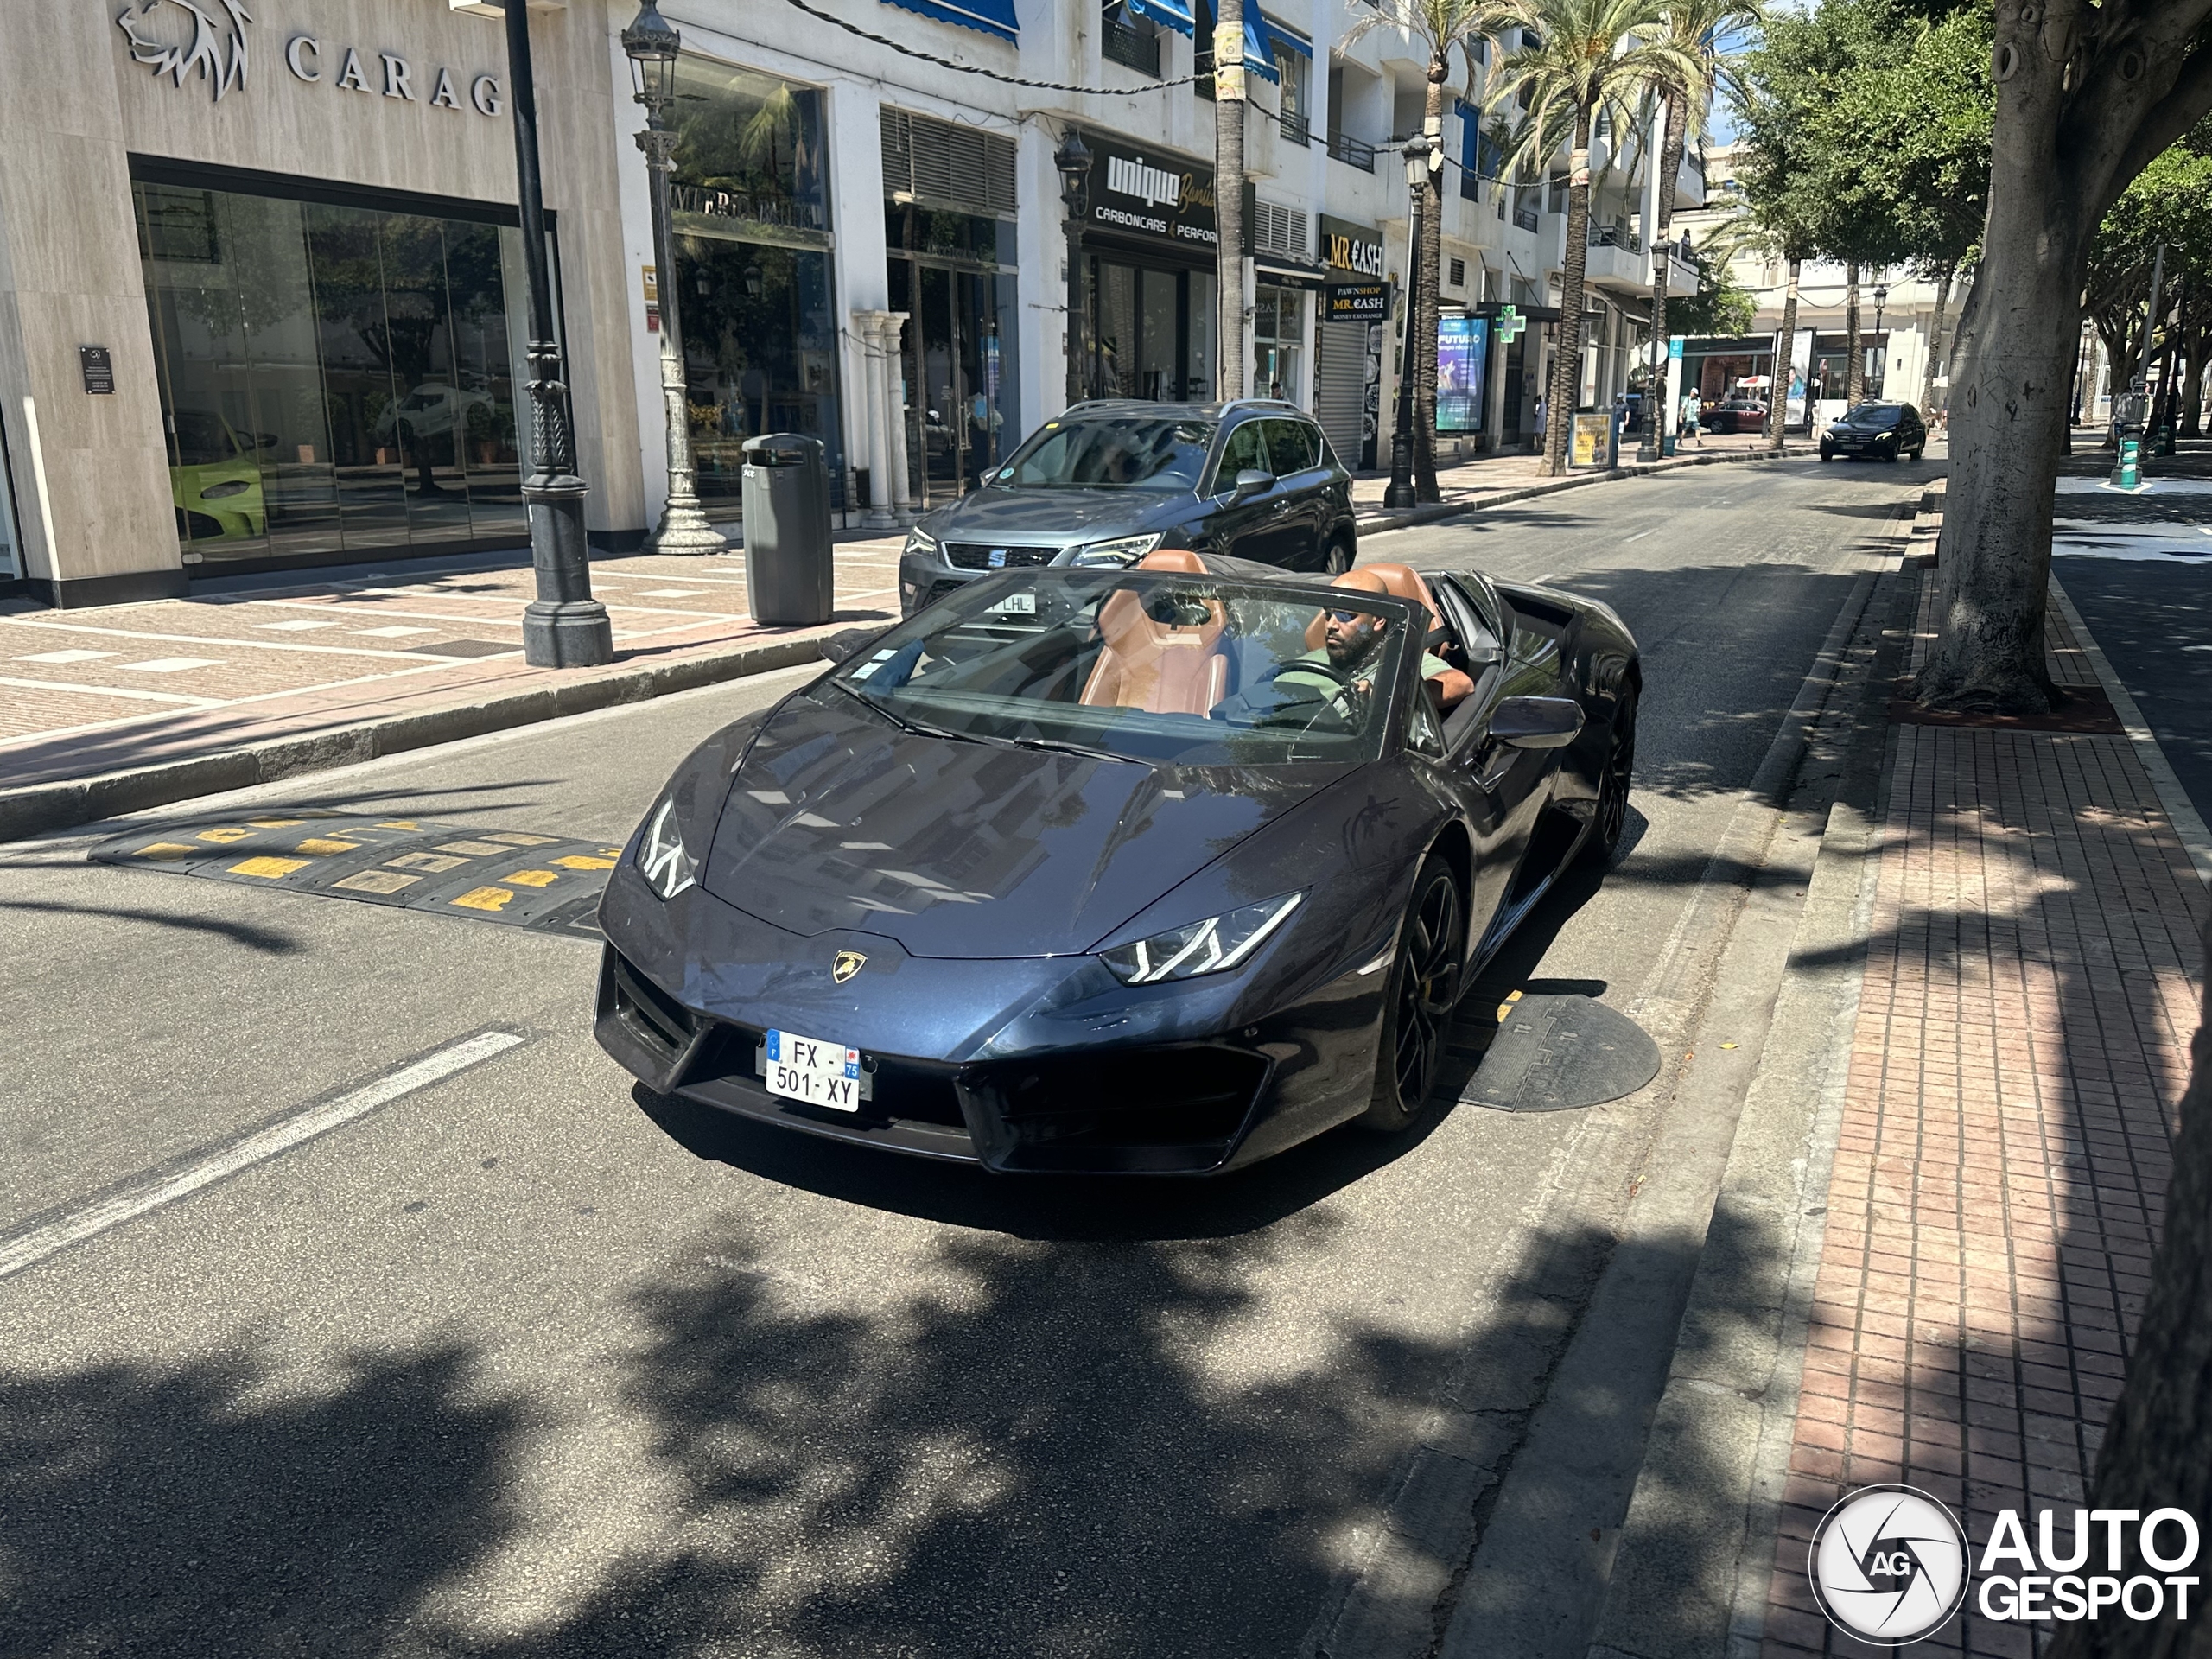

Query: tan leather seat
left=1080, top=550, right=1228, bottom=715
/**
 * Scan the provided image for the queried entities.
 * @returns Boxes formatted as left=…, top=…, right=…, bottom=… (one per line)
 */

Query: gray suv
left=897, top=399, right=1357, bottom=616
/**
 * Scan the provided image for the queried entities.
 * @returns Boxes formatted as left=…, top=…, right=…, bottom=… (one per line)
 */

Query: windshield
left=1841, top=404, right=1903, bottom=428
left=991, top=419, right=1216, bottom=492
left=830, top=571, right=1410, bottom=765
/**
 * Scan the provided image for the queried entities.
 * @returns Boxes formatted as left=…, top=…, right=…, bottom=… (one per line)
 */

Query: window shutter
left=1448, top=257, right=1466, bottom=289
left=880, top=107, right=1017, bottom=215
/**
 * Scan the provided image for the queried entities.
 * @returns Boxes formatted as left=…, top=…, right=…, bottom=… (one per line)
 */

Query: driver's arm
left=1423, top=654, right=1475, bottom=713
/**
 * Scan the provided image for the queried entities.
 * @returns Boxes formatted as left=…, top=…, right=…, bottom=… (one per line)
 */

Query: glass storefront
left=668, top=57, right=842, bottom=518
left=135, top=178, right=529, bottom=567
left=887, top=204, right=1020, bottom=506
left=1087, top=259, right=1217, bottom=404
left=1253, top=285, right=1304, bottom=404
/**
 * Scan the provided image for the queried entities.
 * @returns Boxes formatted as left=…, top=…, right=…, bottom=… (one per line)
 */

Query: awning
left=1126, top=0, right=1283, bottom=81
left=1263, top=15, right=1311, bottom=57
left=882, top=0, right=1018, bottom=45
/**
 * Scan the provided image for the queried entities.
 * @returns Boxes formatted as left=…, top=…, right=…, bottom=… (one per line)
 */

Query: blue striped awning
left=882, top=0, right=1018, bottom=44
left=1125, top=0, right=1282, bottom=80
left=1263, top=15, right=1311, bottom=57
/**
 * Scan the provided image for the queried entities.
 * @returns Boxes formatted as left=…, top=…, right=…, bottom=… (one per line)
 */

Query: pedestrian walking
left=1534, top=395, right=1548, bottom=451
left=1679, top=388, right=1702, bottom=446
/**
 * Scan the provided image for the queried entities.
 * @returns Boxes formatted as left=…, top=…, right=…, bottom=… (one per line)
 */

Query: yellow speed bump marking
left=231, top=856, right=309, bottom=879
left=387, top=851, right=469, bottom=873
left=378, top=820, right=421, bottom=830
left=333, top=870, right=422, bottom=895
left=449, top=887, right=515, bottom=912
left=500, top=869, right=559, bottom=888
left=133, top=842, right=200, bottom=859
left=295, top=837, right=359, bottom=855
left=552, top=854, right=616, bottom=871
left=248, top=818, right=307, bottom=829
left=485, top=832, right=558, bottom=847
left=435, top=840, right=513, bottom=857
left=198, top=827, right=252, bottom=843
left=1497, top=988, right=1524, bottom=1023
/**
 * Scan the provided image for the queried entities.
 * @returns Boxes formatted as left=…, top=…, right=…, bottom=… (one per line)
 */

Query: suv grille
left=944, top=543, right=1060, bottom=571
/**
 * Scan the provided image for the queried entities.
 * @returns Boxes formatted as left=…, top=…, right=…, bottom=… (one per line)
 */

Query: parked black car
left=1820, top=402, right=1928, bottom=462
left=897, top=400, right=1357, bottom=617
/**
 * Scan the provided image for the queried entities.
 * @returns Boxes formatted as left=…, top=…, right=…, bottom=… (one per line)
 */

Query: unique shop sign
left=1325, top=283, right=1389, bottom=321
left=117, top=1, right=502, bottom=116
left=1084, top=135, right=1217, bottom=251
left=1319, top=215, right=1385, bottom=281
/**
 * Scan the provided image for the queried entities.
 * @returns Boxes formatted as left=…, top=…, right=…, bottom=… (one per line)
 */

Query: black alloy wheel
left=1358, top=854, right=1465, bottom=1133
left=1580, top=688, right=1637, bottom=868
left=1324, top=537, right=1354, bottom=577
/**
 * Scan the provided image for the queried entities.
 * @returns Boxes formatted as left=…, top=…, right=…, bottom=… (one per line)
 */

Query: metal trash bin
left=741, top=433, right=834, bottom=626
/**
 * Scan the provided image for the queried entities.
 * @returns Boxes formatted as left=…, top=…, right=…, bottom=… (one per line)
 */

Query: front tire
left=1819, top=446, right=1834, bottom=461
left=1323, top=536, right=1353, bottom=577
left=1357, top=855, right=1465, bottom=1133
left=1580, top=688, right=1637, bottom=868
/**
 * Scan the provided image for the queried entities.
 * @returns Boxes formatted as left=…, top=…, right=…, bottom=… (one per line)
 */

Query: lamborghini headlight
left=1099, top=891, right=1303, bottom=985
left=1069, top=532, right=1164, bottom=568
left=636, top=797, right=698, bottom=901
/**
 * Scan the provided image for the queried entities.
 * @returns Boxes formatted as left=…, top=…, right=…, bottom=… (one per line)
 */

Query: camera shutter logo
left=1808, top=1484, right=1970, bottom=1646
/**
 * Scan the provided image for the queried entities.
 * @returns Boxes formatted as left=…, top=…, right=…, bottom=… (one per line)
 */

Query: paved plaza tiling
left=1758, top=570, right=2207, bottom=1657
left=0, top=541, right=902, bottom=791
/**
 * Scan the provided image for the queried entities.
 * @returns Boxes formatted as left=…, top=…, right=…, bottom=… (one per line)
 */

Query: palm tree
left=1480, top=0, right=1700, bottom=475
left=1344, top=0, right=1495, bottom=500
left=1640, top=0, right=1761, bottom=455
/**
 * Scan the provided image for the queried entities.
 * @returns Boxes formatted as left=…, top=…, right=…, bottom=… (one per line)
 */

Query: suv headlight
left=635, top=797, right=698, bottom=901
left=1070, top=532, right=1164, bottom=568
left=903, top=525, right=940, bottom=560
left=1099, top=891, right=1302, bottom=985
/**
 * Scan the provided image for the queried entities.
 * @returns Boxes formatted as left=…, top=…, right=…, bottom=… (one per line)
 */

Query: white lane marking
left=123, top=656, right=226, bottom=674
left=16, top=649, right=118, bottom=664
left=0, top=673, right=219, bottom=707
left=1623, top=529, right=1656, bottom=543
left=255, top=620, right=342, bottom=632
left=352, top=625, right=438, bottom=638
left=0, top=1030, right=528, bottom=1282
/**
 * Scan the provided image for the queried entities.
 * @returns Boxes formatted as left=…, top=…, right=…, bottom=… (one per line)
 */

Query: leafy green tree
left=1669, top=245, right=1758, bottom=336
left=2082, top=143, right=2212, bottom=407
left=1479, top=0, right=1699, bottom=476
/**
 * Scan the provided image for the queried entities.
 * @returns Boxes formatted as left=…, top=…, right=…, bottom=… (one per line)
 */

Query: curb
left=0, top=632, right=829, bottom=845
left=1353, top=444, right=1812, bottom=536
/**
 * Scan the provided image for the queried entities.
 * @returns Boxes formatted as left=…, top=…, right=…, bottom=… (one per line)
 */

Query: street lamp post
left=623, top=2, right=727, bottom=556
left=1384, top=137, right=1434, bottom=512
left=1054, top=130, right=1092, bottom=411
left=1872, top=283, right=1888, bottom=394
left=500, top=0, right=612, bottom=667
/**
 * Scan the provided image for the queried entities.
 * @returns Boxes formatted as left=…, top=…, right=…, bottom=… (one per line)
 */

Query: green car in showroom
left=168, top=410, right=268, bottom=545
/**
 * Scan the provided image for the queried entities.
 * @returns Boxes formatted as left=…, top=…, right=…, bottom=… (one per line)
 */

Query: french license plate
left=764, top=1028, right=863, bottom=1111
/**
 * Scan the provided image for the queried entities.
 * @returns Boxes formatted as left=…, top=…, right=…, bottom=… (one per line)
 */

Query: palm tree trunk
left=1920, top=262, right=1954, bottom=414
left=1843, top=263, right=1863, bottom=406
left=1543, top=112, right=1595, bottom=478
left=1415, top=56, right=1448, bottom=501
left=1214, top=0, right=1247, bottom=401
left=1768, top=258, right=1799, bottom=452
left=1647, top=91, right=1686, bottom=455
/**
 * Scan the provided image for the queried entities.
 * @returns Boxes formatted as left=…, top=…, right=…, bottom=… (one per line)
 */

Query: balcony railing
left=1327, top=130, right=1376, bottom=171
left=1512, top=200, right=1540, bottom=232
left=1103, top=16, right=1160, bottom=76
left=1277, top=109, right=1310, bottom=146
left=1588, top=224, right=1643, bottom=252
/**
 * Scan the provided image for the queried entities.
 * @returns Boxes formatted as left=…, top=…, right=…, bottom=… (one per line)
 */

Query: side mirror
left=1230, top=467, right=1275, bottom=502
left=1491, top=696, right=1586, bottom=750
left=821, top=626, right=888, bottom=665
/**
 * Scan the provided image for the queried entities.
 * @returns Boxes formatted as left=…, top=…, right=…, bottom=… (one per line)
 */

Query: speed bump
left=91, top=813, right=626, bottom=937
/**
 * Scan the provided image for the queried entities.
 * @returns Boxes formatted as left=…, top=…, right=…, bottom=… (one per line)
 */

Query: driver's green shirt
left=1277, top=645, right=1450, bottom=698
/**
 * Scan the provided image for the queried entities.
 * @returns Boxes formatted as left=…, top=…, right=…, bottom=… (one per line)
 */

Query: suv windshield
left=832, top=570, right=1410, bottom=765
left=1841, top=404, right=1903, bottom=428
left=992, top=419, right=1216, bottom=492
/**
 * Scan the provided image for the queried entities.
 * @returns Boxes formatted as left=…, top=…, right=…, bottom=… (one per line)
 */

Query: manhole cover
left=1460, top=994, right=1661, bottom=1113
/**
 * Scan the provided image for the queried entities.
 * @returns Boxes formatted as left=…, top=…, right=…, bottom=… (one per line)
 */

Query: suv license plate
left=764, top=1029, right=863, bottom=1111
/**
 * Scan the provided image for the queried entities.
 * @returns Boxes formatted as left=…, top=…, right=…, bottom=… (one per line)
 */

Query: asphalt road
left=0, top=455, right=1930, bottom=1659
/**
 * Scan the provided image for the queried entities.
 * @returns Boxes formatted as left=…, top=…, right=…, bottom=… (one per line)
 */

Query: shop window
left=1253, top=286, right=1303, bottom=405
left=135, top=178, right=529, bottom=569
left=671, top=59, right=830, bottom=235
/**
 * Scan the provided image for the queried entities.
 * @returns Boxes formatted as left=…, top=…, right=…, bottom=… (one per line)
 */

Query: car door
left=1900, top=404, right=1925, bottom=453
left=1430, top=575, right=1569, bottom=944
left=1203, top=418, right=1279, bottom=563
left=1259, top=418, right=1330, bottom=569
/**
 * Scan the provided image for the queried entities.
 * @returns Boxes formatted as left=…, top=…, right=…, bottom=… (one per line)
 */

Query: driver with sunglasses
left=1278, top=568, right=1474, bottom=715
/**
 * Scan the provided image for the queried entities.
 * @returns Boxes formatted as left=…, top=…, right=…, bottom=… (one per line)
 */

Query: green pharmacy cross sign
left=1494, top=305, right=1527, bottom=343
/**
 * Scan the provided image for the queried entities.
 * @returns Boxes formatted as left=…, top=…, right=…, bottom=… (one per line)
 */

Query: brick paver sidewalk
left=0, top=538, right=903, bottom=795
left=1757, top=567, right=2207, bottom=1656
